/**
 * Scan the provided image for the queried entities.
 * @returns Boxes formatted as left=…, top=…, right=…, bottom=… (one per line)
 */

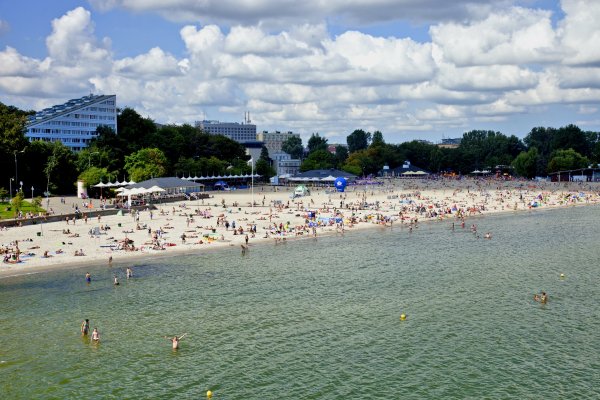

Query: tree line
left=1, top=100, right=599, bottom=198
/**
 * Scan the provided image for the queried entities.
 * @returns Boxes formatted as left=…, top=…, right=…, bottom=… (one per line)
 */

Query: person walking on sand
left=81, top=319, right=90, bottom=335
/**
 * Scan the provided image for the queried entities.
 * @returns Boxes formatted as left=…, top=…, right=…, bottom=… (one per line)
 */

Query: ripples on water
left=1, top=206, right=600, bottom=399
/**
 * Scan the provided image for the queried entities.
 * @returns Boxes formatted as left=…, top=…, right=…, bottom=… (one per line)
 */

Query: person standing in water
left=113, top=275, right=119, bottom=285
left=81, top=319, right=90, bottom=335
left=126, top=267, right=133, bottom=278
left=91, top=327, right=100, bottom=342
left=165, top=333, right=187, bottom=349
left=85, top=272, right=91, bottom=283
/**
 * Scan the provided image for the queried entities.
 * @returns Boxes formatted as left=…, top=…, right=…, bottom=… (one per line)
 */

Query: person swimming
left=113, top=275, right=119, bottom=285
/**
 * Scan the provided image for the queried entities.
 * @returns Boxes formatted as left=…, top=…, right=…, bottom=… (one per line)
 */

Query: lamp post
left=14, top=149, right=24, bottom=196
left=31, top=186, right=34, bottom=205
left=250, top=159, right=255, bottom=208
left=9, top=178, right=13, bottom=203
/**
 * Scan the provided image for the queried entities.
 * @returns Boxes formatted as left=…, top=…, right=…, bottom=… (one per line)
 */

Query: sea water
left=1, top=206, right=599, bottom=399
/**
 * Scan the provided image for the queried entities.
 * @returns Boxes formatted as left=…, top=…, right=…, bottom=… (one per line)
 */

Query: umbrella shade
left=114, top=187, right=126, bottom=192
left=94, top=182, right=106, bottom=187
left=148, top=185, right=165, bottom=192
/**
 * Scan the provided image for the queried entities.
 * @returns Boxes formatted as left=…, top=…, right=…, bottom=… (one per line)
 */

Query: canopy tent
left=294, top=185, right=310, bottom=196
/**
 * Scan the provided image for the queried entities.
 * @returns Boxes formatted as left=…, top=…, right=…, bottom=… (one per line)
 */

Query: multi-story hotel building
left=195, top=120, right=257, bottom=143
left=256, top=130, right=301, bottom=156
left=25, top=94, right=117, bottom=152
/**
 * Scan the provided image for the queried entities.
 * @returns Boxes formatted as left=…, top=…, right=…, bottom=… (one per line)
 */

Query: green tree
left=124, top=148, right=168, bottom=182
left=370, top=131, right=385, bottom=147
left=77, top=166, right=115, bottom=188
left=334, top=145, right=349, bottom=167
left=11, top=190, right=24, bottom=216
left=547, top=149, right=589, bottom=173
left=512, top=148, right=540, bottom=178
left=346, top=129, right=371, bottom=153
left=300, top=149, right=336, bottom=171
left=32, top=196, right=42, bottom=212
left=281, top=135, right=304, bottom=159
left=307, top=133, right=328, bottom=154
left=0, top=187, right=8, bottom=201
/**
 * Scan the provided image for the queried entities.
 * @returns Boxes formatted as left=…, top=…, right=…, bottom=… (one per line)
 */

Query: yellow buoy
left=560, top=273, right=565, bottom=279
left=207, top=390, right=213, bottom=398
left=400, top=314, right=406, bottom=320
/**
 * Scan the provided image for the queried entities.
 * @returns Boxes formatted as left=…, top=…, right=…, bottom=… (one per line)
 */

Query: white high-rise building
left=195, top=120, right=257, bottom=143
left=25, top=94, right=117, bottom=152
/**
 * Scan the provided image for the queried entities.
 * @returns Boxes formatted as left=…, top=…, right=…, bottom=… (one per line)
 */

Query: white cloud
left=114, top=47, right=185, bottom=78
left=558, top=0, right=600, bottom=66
left=3, top=2, right=600, bottom=143
left=88, top=0, right=517, bottom=26
left=431, top=7, right=560, bottom=66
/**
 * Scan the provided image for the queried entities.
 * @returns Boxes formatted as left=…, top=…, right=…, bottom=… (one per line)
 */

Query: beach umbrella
left=94, top=182, right=106, bottom=188
left=148, top=185, right=165, bottom=193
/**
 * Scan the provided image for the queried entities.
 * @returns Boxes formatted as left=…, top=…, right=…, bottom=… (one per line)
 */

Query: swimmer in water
left=540, top=291, right=548, bottom=304
left=85, top=272, right=91, bottom=283
left=165, top=333, right=187, bottom=350
left=126, top=267, right=133, bottom=278
left=81, top=319, right=90, bottom=335
left=113, top=275, right=119, bottom=285
left=91, top=327, right=100, bottom=342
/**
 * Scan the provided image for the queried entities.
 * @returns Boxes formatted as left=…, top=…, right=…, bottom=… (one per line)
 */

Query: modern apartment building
left=195, top=120, right=257, bottom=143
left=25, top=94, right=117, bottom=152
left=256, top=130, right=300, bottom=155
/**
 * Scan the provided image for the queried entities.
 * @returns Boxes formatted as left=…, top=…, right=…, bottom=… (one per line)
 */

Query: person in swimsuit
left=81, top=319, right=90, bottom=335
left=165, top=333, right=187, bottom=349
left=126, top=267, right=133, bottom=278
left=85, top=272, right=91, bottom=283
left=113, top=275, right=119, bottom=285
left=91, top=327, right=100, bottom=342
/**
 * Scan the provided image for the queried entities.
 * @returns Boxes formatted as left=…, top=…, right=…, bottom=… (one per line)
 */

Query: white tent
left=148, top=185, right=165, bottom=193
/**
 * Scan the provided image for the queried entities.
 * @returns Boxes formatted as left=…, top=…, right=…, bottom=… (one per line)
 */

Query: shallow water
left=1, top=206, right=599, bottom=399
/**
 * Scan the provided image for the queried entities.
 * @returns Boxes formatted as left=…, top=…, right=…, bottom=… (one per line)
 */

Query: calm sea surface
left=1, top=206, right=599, bottom=399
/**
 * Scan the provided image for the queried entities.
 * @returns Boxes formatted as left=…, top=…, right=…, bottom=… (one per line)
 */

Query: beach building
left=380, top=161, right=430, bottom=177
left=25, top=94, right=117, bottom=152
left=289, top=169, right=356, bottom=185
left=195, top=120, right=257, bottom=143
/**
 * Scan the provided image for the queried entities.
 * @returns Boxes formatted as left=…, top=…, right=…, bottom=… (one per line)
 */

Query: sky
left=1, top=0, right=599, bottom=145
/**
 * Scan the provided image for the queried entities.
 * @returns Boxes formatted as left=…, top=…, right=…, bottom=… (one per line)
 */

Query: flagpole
left=251, top=159, right=254, bottom=209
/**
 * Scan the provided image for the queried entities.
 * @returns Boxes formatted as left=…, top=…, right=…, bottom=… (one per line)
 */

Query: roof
left=26, top=94, right=116, bottom=127
left=293, top=169, right=356, bottom=178
left=126, top=177, right=204, bottom=189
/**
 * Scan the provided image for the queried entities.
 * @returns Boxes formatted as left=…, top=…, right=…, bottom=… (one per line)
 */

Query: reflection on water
left=1, top=206, right=600, bottom=399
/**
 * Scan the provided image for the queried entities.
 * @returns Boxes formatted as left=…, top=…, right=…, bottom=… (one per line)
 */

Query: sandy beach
left=1, top=178, right=598, bottom=279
